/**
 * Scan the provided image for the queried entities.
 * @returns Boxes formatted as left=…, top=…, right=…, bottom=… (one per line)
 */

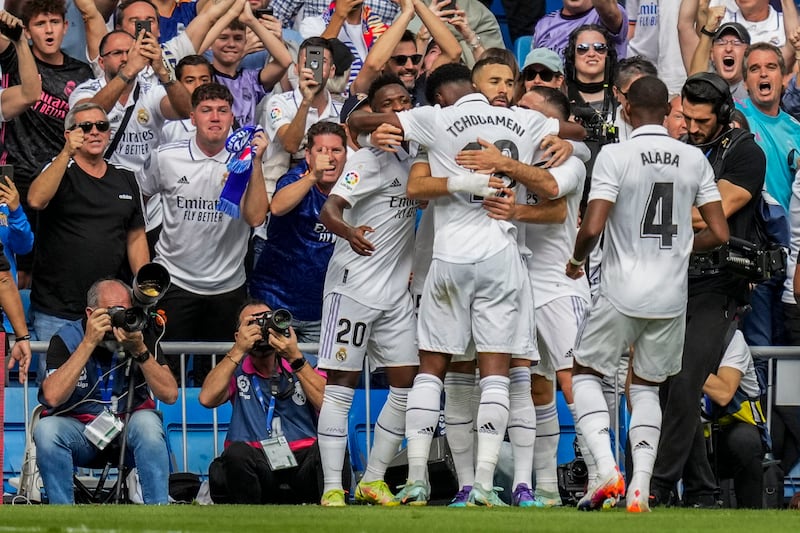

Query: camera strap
left=251, top=376, right=276, bottom=438
left=96, top=352, right=120, bottom=404
left=105, top=83, right=142, bottom=160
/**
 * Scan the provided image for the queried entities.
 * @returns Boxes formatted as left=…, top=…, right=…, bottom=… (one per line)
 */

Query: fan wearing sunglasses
left=521, top=47, right=564, bottom=92
left=27, top=101, right=150, bottom=371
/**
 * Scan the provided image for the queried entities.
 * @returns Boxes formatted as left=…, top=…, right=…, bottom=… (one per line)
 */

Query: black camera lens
left=108, top=306, right=148, bottom=332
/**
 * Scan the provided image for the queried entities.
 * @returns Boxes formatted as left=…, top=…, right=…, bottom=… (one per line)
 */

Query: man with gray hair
left=27, top=102, right=149, bottom=382
left=34, top=277, right=177, bottom=504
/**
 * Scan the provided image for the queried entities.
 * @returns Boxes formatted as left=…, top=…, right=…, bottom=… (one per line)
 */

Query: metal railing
left=10, top=342, right=800, bottom=477
left=19, top=341, right=320, bottom=474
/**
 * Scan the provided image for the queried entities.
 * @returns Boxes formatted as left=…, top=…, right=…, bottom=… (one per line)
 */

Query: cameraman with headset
left=34, top=278, right=178, bottom=505
left=200, top=299, right=346, bottom=504
left=651, top=72, right=766, bottom=507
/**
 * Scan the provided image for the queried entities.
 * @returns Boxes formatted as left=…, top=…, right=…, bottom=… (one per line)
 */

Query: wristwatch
left=132, top=349, right=151, bottom=364
left=290, top=357, right=307, bottom=373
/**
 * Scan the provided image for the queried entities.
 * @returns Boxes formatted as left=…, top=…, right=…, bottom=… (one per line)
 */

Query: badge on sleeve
left=341, top=170, right=360, bottom=192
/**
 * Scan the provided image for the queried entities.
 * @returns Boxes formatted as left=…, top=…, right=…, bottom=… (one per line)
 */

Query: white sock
left=508, top=367, right=536, bottom=489
left=534, top=399, right=560, bottom=493
left=318, top=384, right=355, bottom=492
left=444, top=372, right=476, bottom=488
left=626, top=383, right=662, bottom=498
left=362, top=387, right=408, bottom=483
left=572, top=374, right=616, bottom=476
left=405, top=373, right=443, bottom=482
left=474, top=375, right=510, bottom=488
left=568, top=402, right=598, bottom=484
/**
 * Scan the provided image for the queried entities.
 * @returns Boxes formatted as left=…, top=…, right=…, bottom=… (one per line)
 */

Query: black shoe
left=682, top=493, right=721, bottom=509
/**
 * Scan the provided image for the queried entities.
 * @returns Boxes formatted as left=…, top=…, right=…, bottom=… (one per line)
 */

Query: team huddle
left=312, top=56, right=728, bottom=511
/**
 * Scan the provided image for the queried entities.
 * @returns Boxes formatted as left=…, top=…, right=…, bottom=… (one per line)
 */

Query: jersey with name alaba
left=138, top=138, right=250, bottom=295
left=397, top=93, right=559, bottom=264
left=324, top=145, right=418, bottom=309
left=590, top=124, right=721, bottom=318
left=524, top=155, right=590, bottom=306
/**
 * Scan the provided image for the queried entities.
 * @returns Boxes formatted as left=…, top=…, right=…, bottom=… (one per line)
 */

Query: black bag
left=168, top=472, right=201, bottom=503
left=763, top=462, right=784, bottom=509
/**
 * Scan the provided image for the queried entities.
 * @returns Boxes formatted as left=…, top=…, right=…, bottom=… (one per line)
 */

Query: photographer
left=34, top=278, right=178, bottom=505
left=200, top=300, right=344, bottom=504
left=651, top=72, right=766, bottom=507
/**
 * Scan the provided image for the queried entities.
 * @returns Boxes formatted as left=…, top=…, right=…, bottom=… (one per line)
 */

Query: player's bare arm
left=566, top=198, right=614, bottom=279
left=692, top=200, right=729, bottom=252
left=514, top=197, right=567, bottom=224
left=406, top=161, right=504, bottom=200
left=320, top=194, right=376, bottom=256
left=691, top=179, right=752, bottom=230
left=455, top=137, right=560, bottom=199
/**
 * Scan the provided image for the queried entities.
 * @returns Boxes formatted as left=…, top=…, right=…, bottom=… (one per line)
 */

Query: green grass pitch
left=0, top=505, right=794, bottom=532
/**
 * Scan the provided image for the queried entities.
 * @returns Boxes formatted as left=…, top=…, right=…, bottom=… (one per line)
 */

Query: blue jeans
left=292, top=318, right=321, bottom=345
left=31, top=311, right=73, bottom=384
left=34, top=410, right=170, bottom=504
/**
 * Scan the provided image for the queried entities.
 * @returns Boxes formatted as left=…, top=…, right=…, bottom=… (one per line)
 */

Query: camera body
left=573, top=105, right=618, bottom=146
left=107, top=306, right=149, bottom=332
left=688, top=238, right=787, bottom=282
left=252, top=309, right=293, bottom=338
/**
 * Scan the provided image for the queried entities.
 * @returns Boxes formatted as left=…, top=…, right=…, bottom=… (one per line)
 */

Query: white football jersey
left=590, top=124, right=721, bottom=318
left=524, top=155, right=591, bottom=306
left=324, top=145, right=418, bottom=309
left=397, top=93, right=559, bottom=263
left=137, top=138, right=251, bottom=295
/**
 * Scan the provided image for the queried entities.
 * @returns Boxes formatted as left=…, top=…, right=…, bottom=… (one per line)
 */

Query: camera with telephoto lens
left=252, top=309, right=293, bottom=338
left=105, top=263, right=171, bottom=335
left=107, top=305, right=149, bottom=332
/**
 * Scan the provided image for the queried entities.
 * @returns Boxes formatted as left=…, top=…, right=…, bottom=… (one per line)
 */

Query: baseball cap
left=328, top=38, right=355, bottom=75
left=340, top=93, right=368, bottom=123
left=714, top=22, right=751, bottom=44
left=522, top=48, right=564, bottom=74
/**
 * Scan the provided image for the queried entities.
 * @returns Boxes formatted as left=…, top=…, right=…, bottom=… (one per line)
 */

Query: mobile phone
left=254, top=7, right=274, bottom=18
left=134, top=19, right=152, bottom=37
left=0, top=20, right=23, bottom=41
left=442, top=0, right=457, bottom=18
left=305, top=45, right=324, bottom=86
left=0, top=165, right=13, bottom=181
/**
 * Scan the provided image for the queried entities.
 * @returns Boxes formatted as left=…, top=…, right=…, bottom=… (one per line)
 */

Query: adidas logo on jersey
left=565, top=348, right=574, bottom=359
left=177, top=176, right=190, bottom=184
left=389, top=177, right=402, bottom=188
left=478, top=422, right=498, bottom=435
left=633, top=440, right=653, bottom=451
left=417, top=426, right=435, bottom=436
left=598, top=427, right=610, bottom=436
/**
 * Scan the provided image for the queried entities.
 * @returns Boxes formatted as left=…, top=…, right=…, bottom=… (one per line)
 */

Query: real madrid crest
left=137, top=108, right=150, bottom=124
left=335, top=347, right=347, bottom=362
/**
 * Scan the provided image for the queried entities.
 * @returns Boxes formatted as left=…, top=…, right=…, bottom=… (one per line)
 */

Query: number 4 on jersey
left=641, top=182, right=678, bottom=249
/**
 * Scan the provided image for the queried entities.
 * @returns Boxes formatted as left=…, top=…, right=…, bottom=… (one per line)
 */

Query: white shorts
left=418, top=245, right=534, bottom=356
left=573, top=294, right=685, bottom=383
left=532, top=295, right=587, bottom=378
left=318, top=292, right=419, bottom=372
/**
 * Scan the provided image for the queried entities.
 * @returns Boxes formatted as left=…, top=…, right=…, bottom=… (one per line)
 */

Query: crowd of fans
left=2, top=0, right=800, bottom=511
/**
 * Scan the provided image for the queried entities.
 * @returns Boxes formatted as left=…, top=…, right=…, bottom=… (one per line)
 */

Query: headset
left=684, top=72, right=735, bottom=125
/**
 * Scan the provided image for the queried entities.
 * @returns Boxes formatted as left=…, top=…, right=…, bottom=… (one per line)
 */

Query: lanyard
left=251, top=376, right=276, bottom=438
left=96, top=353, right=119, bottom=404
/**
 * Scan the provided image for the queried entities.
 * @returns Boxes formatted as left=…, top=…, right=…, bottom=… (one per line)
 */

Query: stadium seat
left=546, top=0, right=563, bottom=14
left=157, top=388, right=230, bottom=477
left=488, top=0, right=512, bottom=49
left=3, top=387, right=39, bottom=493
left=514, top=36, right=532, bottom=69
left=347, top=387, right=390, bottom=474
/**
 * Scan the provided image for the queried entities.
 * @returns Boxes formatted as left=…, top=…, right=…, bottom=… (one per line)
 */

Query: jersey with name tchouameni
left=396, top=93, right=559, bottom=264
left=324, top=145, right=419, bottom=310
left=590, top=124, right=721, bottom=319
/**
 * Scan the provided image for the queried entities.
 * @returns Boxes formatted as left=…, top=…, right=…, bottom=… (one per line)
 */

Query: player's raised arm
left=347, top=110, right=404, bottom=139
